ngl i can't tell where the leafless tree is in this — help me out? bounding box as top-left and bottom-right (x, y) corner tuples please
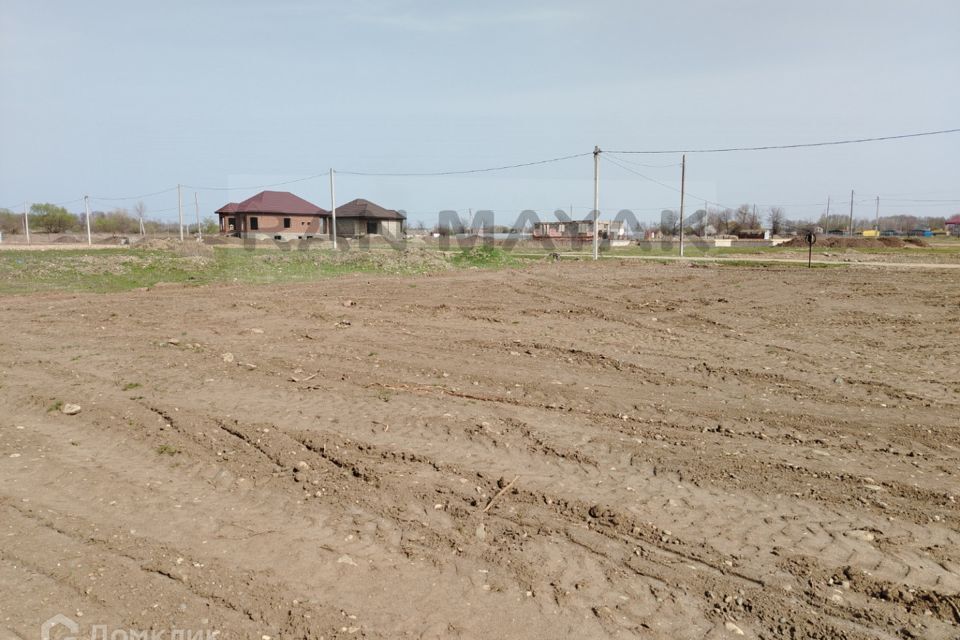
(767, 207), (786, 235)
(734, 204), (760, 230)
(709, 208), (733, 235)
(134, 201), (147, 235)
(659, 209), (679, 236)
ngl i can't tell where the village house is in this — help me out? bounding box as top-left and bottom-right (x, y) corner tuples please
(946, 214), (960, 237)
(217, 191), (329, 240)
(333, 199), (406, 238)
(532, 219), (624, 240)
(217, 192), (406, 240)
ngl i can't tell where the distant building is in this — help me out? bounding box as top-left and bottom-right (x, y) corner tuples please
(532, 219), (624, 240)
(333, 199), (406, 238)
(946, 214), (960, 237)
(216, 192), (405, 240)
(217, 191), (329, 240)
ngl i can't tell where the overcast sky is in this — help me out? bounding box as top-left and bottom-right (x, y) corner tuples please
(1, 0), (958, 225)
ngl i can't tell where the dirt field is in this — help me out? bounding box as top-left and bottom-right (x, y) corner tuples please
(1, 262), (958, 639)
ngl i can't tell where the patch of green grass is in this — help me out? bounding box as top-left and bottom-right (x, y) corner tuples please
(122, 382), (141, 391)
(0, 247), (444, 295)
(47, 399), (63, 413)
(156, 444), (180, 456)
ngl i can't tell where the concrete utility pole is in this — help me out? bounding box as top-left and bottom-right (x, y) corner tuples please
(83, 195), (92, 245)
(593, 146), (600, 260)
(678, 154), (686, 257)
(329, 168), (338, 249)
(875, 196), (880, 231)
(826, 196), (831, 218)
(177, 184), (184, 241)
(848, 190), (855, 236)
(194, 192), (201, 240)
(23, 202), (30, 245)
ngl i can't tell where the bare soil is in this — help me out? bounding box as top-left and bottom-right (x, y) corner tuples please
(781, 236), (928, 249)
(1, 262), (958, 639)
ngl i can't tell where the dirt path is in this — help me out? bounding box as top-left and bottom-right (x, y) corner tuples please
(1, 262), (958, 639)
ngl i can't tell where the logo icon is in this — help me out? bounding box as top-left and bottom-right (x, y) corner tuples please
(41, 615), (78, 640)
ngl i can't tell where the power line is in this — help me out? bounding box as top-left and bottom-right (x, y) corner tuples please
(879, 197), (960, 203)
(183, 172), (329, 192)
(603, 154), (730, 209)
(602, 153), (682, 169)
(91, 186), (179, 201)
(50, 197), (85, 207)
(337, 152), (593, 176)
(608, 127), (960, 154)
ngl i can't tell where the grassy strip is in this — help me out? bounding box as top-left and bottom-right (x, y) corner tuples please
(0, 248), (421, 294)
(448, 246), (528, 268)
(0, 246), (535, 295)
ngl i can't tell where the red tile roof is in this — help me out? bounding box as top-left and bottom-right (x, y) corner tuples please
(218, 191), (329, 216)
(946, 214), (960, 225)
(334, 198), (405, 220)
(215, 202), (239, 214)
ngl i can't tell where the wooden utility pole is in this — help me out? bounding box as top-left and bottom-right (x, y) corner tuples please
(177, 184), (184, 241)
(83, 195), (92, 245)
(592, 146), (600, 260)
(848, 190), (855, 236)
(23, 202), (30, 245)
(875, 196), (880, 231)
(329, 169), (338, 249)
(194, 192), (201, 240)
(678, 154), (686, 256)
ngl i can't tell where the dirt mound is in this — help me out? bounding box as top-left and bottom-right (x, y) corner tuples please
(95, 235), (130, 245)
(782, 236), (927, 249)
(326, 247), (453, 272)
(201, 235), (242, 245)
(53, 235), (83, 243)
(132, 237), (179, 250)
(132, 237), (214, 258)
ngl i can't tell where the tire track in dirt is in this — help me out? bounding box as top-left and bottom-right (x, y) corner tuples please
(3, 262), (959, 639)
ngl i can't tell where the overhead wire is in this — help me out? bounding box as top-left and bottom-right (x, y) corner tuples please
(602, 153), (730, 210)
(607, 127), (960, 154)
(183, 172), (330, 192)
(337, 152), (593, 176)
(91, 186), (179, 201)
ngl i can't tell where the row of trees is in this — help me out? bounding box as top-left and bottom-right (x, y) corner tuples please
(0, 202), (219, 236)
(653, 204), (774, 237)
(652, 205), (949, 237)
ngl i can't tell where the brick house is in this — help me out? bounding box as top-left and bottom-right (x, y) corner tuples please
(532, 219), (624, 240)
(216, 191), (330, 240)
(334, 199), (406, 238)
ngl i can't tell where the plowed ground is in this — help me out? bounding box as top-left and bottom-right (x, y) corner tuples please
(2, 261), (958, 639)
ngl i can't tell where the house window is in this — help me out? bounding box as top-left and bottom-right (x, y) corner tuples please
(228, 217), (235, 231)
(366, 220), (378, 234)
(250, 217), (259, 230)
(283, 217), (291, 229)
